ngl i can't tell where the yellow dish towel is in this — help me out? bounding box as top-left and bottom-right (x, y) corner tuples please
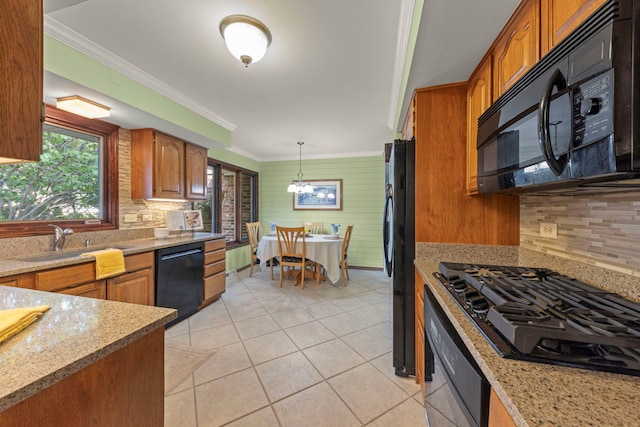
(0, 305), (50, 344)
(81, 248), (126, 279)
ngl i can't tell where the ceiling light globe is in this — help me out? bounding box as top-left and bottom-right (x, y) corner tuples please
(220, 15), (272, 67)
(302, 184), (314, 193)
(287, 183), (299, 193)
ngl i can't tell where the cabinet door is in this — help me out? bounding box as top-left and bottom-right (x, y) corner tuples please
(154, 133), (185, 199)
(185, 143), (207, 200)
(0, 0), (42, 164)
(58, 281), (107, 299)
(466, 56), (492, 195)
(541, 0), (606, 55)
(493, 0), (540, 99)
(107, 268), (154, 305)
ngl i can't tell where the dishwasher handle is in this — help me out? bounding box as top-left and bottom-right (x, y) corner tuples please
(160, 248), (203, 261)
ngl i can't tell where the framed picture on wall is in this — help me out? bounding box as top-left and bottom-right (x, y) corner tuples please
(293, 179), (343, 210)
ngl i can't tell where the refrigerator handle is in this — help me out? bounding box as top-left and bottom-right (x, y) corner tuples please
(383, 185), (393, 277)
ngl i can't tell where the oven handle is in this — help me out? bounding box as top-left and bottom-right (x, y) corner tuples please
(538, 68), (568, 176)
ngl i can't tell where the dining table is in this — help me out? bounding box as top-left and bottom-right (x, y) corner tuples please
(256, 234), (344, 284)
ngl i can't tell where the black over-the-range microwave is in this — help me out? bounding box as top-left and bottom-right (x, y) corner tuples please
(477, 0), (640, 194)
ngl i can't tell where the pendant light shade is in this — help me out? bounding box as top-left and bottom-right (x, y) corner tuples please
(287, 142), (314, 193)
(219, 15), (272, 67)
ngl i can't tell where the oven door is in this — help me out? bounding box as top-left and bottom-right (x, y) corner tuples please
(424, 286), (490, 427)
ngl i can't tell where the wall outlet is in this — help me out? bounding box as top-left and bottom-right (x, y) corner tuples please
(142, 214), (153, 221)
(540, 222), (558, 239)
(124, 214), (138, 223)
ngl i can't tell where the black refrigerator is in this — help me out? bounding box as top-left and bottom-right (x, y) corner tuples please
(383, 139), (415, 377)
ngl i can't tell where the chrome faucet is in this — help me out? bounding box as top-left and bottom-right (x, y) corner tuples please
(49, 224), (74, 251)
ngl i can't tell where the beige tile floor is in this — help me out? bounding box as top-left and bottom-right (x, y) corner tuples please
(164, 267), (470, 426)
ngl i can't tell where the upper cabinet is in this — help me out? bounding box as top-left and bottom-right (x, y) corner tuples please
(0, 0), (43, 164)
(185, 143), (208, 200)
(540, 0), (607, 55)
(466, 55), (493, 195)
(130, 128), (207, 200)
(465, 0), (606, 192)
(492, 0), (540, 99)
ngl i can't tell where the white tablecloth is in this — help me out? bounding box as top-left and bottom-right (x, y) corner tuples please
(256, 235), (344, 284)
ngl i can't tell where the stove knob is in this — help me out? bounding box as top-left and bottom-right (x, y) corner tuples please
(580, 97), (601, 117)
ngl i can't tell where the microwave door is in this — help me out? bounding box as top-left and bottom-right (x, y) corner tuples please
(539, 68), (572, 175)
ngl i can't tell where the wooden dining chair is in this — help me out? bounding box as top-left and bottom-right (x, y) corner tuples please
(246, 222), (261, 277)
(275, 226), (308, 289)
(303, 221), (324, 234)
(340, 225), (354, 286)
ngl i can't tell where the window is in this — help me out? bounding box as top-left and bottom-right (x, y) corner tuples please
(0, 105), (119, 237)
(193, 161), (258, 247)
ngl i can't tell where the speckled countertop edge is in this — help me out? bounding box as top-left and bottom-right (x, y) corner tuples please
(0, 286), (176, 412)
(415, 243), (640, 427)
(0, 232), (226, 278)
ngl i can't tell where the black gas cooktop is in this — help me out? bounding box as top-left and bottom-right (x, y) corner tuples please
(433, 262), (640, 376)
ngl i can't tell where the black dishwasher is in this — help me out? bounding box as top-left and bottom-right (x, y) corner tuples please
(156, 242), (204, 327)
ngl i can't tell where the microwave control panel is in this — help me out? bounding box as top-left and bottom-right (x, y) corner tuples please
(572, 69), (613, 147)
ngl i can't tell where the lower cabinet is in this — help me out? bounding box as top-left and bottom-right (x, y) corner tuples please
(58, 281), (107, 299)
(33, 251), (154, 305)
(0, 327), (165, 426)
(107, 268), (154, 305)
(489, 388), (517, 427)
(202, 239), (226, 307)
(414, 269), (426, 398)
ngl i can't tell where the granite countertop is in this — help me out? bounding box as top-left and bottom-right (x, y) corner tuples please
(0, 286), (176, 411)
(0, 232), (225, 278)
(414, 243), (640, 427)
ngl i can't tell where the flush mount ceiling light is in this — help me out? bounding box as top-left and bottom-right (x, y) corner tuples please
(287, 142), (314, 194)
(219, 14), (272, 67)
(56, 95), (110, 119)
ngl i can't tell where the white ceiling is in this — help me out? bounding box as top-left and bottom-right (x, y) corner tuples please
(43, 0), (520, 161)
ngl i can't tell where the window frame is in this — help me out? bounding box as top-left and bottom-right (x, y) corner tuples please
(208, 159), (258, 250)
(0, 104), (119, 238)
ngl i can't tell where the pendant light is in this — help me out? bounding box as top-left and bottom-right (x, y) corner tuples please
(219, 15), (272, 67)
(287, 142), (314, 193)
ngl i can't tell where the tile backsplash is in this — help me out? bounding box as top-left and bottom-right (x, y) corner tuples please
(520, 191), (640, 276)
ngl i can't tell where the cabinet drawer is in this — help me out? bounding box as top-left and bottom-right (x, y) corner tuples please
(204, 259), (225, 277)
(58, 281), (107, 299)
(204, 272), (225, 300)
(204, 249), (225, 264)
(35, 263), (96, 291)
(124, 252), (154, 272)
(204, 239), (225, 252)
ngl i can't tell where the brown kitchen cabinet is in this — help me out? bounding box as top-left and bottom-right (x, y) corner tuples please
(412, 83), (519, 398)
(33, 251), (154, 304)
(492, 0), (540, 99)
(107, 252), (155, 305)
(0, 327), (164, 426)
(130, 128), (207, 200)
(489, 388), (517, 427)
(466, 54), (492, 195)
(0, 273), (35, 289)
(58, 281), (107, 299)
(201, 238), (226, 307)
(413, 83), (519, 245)
(0, 0), (43, 164)
(185, 143), (208, 200)
(541, 0), (607, 55)
(414, 270), (426, 397)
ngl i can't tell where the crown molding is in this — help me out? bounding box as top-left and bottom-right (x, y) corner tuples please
(387, 0), (417, 130)
(44, 16), (236, 132)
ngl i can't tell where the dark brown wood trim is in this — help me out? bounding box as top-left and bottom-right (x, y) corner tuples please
(0, 105), (120, 238)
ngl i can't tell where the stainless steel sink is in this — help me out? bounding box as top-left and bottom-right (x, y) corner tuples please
(16, 245), (134, 262)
